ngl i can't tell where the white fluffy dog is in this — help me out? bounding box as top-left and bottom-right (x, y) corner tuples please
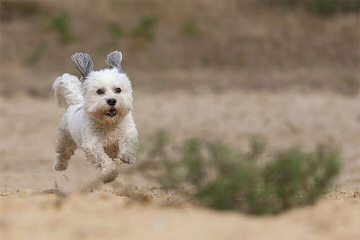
(52, 51), (138, 182)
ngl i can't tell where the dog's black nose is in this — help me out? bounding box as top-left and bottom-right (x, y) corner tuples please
(107, 98), (117, 106)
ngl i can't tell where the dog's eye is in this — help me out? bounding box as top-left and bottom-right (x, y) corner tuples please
(115, 88), (121, 93)
(96, 89), (105, 95)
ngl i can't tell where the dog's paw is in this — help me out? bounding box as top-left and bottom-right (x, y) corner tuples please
(101, 160), (117, 174)
(102, 169), (119, 184)
(100, 161), (118, 183)
(54, 161), (68, 171)
(120, 154), (136, 164)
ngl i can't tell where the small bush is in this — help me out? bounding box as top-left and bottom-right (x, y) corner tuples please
(261, 0), (360, 16)
(50, 11), (74, 44)
(109, 22), (123, 40)
(141, 132), (340, 215)
(27, 41), (47, 65)
(306, 0), (360, 16)
(262, 147), (340, 210)
(132, 16), (157, 47)
(182, 20), (201, 37)
(149, 129), (169, 158)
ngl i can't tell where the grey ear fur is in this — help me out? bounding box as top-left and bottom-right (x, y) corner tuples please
(71, 52), (93, 80)
(106, 51), (123, 73)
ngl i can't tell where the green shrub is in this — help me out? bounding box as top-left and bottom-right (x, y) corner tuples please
(262, 147), (340, 210)
(260, 0), (360, 16)
(27, 41), (47, 65)
(149, 129), (169, 157)
(141, 132), (340, 215)
(307, 0), (360, 16)
(182, 20), (201, 37)
(132, 16), (157, 47)
(109, 22), (123, 40)
(50, 11), (74, 44)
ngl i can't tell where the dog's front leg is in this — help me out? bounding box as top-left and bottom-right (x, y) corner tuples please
(117, 134), (139, 164)
(82, 142), (116, 174)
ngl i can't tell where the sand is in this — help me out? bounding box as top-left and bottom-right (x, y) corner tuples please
(1, 90), (360, 240)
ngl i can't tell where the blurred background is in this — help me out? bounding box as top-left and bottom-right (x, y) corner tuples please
(1, 0), (359, 95)
(1, 1), (360, 239)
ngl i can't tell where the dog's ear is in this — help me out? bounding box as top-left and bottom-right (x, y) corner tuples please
(106, 51), (123, 73)
(71, 52), (93, 80)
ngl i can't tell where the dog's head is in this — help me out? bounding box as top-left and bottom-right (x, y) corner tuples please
(71, 51), (133, 125)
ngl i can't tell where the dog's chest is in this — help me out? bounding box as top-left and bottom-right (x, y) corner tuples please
(97, 126), (124, 146)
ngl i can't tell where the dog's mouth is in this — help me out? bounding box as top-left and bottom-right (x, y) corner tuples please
(105, 108), (117, 117)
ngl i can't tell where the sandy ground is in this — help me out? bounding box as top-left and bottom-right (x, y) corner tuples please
(1, 90), (360, 240)
(2, 192), (360, 240)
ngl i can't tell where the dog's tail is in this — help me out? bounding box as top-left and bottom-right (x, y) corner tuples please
(52, 73), (83, 108)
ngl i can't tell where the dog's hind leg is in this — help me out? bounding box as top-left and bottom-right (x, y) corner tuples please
(54, 127), (77, 171)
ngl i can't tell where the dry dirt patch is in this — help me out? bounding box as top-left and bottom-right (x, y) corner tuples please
(1, 191), (360, 240)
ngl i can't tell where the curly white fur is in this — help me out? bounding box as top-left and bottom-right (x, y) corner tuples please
(52, 51), (138, 182)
